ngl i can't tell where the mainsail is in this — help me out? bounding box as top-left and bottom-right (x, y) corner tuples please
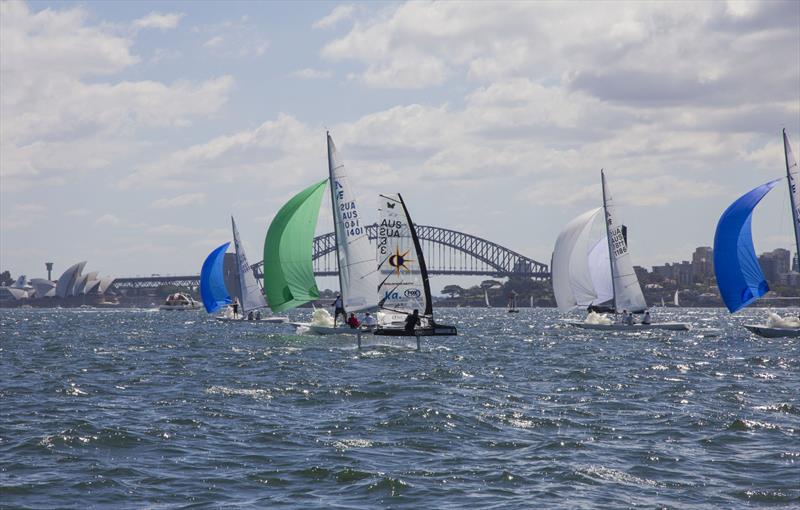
(601, 170), (647, 313)
(784, 129), (800, 261)
(327, 133), (376, 313)
(714, 179), (781, 312)
(551, 207), (613, 312)
(231, 216), (266, 313)
(263, 179), (328, 313)
(377, 194), (432, 316)
(200, 242), (232, 313)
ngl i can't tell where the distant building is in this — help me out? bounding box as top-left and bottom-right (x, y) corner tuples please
(692, 246), (713, 283)
(759, 248), (791, 282)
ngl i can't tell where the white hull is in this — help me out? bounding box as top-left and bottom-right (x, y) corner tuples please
(292, 322), (369, 335)
(744, 324), (800, 338)
(216, 316), (288, 323)
(568, 321), (692, 332)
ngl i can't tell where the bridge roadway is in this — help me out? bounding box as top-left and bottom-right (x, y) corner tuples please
(111, 224), (550, 290)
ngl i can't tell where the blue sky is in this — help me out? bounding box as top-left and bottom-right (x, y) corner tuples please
(1, 0), (799, 292)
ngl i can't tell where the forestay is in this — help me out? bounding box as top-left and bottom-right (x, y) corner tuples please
(327, 134), (376, 313)
(713, 179), (780, 313)
(377, 194), (430, 316)
(601, 171), (647, 313)
(200, 242), (232, 313)
(551, 208), (613, 312)
(231, 216), (266, 313)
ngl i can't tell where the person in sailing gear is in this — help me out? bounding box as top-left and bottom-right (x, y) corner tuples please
(255, 310), (262, 320)
(247, 311), (254, 321)
(404, 309), (421, 333)
(232, 298), (239, 318)
(642, 310), (652, 325)
(332, 293), (346, 326)
(362, 312), (377, 330)
(346, 313), (361, 329)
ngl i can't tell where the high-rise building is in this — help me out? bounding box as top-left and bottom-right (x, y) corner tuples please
(691, 247), (713, 283)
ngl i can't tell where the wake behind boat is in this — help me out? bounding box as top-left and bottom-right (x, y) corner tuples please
(552, 170), (691, 331)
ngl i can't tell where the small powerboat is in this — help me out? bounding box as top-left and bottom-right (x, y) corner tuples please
(159, 293), (201, 311)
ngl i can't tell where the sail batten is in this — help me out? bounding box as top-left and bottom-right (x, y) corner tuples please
(714, 179), (780, 313)
(200, 242), (232, 313)
(263, 179), (328, 313)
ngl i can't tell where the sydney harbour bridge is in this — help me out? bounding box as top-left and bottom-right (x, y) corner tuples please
(112, 225), (549, 291)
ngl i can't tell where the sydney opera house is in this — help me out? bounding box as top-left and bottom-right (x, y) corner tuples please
(0, 261), (117, 307)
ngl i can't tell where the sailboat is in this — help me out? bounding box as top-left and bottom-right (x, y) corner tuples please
(673, 290), (680, 307)
(507, 291), (520, 313)
(263, 133), (376, 335)
(201, 217), (287, 322)
(373, 194), (457, 336)
(552, 170), (691, 331)
(484, 288), (491, 308)
(714, 129), (800, 338)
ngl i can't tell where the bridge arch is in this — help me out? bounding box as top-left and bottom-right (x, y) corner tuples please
(252, 224), (549, 279)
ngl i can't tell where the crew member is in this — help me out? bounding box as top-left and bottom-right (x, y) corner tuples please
(232, 298), (239, 318)
(362, 312), (377, 330)
(346, 312), (361, 329)
(332, 294), (346, 326)
(404, 309), (421, 334)
(642, 310), (652, 325)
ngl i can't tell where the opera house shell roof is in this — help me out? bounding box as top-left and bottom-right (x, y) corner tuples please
(1, 262), (115, 302)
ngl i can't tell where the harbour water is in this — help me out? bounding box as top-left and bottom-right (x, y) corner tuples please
(1, 307), (798, 508)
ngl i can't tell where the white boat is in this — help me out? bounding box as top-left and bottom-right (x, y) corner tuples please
(566, 320), (692, 332)
(159, 293), (201, 311)
(552, 170), (691, 331)
(714, 130), (800, 338)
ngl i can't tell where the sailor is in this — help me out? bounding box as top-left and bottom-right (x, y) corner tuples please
(642, 310), (652, 325)
(362, 312), (377, 330)
(255, 310), (262, 320)
(247, 310), (254, 321)
(404, 309), (421, 334)
(346, 312), (361, 329)
(332, 293), (346, 326)
(232, 298), (239, 318)
(621, 309), (630, 325)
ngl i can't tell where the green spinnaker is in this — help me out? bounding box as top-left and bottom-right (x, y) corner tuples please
(263, 179), (328, 312)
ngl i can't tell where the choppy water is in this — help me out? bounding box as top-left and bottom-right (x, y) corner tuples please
(1, 307), (798, 509)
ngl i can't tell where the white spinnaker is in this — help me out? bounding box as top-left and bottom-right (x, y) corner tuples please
(552, 208), (613, 312)
(232, 216), (267, 313)
(784, 130), (800, 260)
(601, 172), (647, 313)
(377, 194), (426, 315)
(328, 134), (376, 313)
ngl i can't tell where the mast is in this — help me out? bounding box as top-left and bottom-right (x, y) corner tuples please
(398, 193), (433, 316)
(327, 131), (346, 313)
(783, 129), (800, 265)
(600, 169), (618, 313)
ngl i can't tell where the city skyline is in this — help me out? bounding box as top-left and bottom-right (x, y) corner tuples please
(2, 1), (799, 284)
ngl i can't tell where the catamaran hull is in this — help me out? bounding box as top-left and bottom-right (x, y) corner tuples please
(743, 324), (800, 338)
(567, 321), (691, 332)
(374, 324), (458, 336)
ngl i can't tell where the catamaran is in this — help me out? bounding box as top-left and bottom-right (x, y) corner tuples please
(374, 194), (457, 336)
(552, 170), (691, 331)
(263, 133), (376, 335)
(200, 217), (286, 323)
(714, 129), (800, 338)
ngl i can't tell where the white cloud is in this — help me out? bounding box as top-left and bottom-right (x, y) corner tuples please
(95, 214), (122, 227)
(132, 12), (184, 31)
(151, 192), (207, 209)
(146, 224), (203, 236)
(195, 17), (269, 58)
(313, 4), (355, 29)
(292, 68), (332, 80)
(0, 2), (234, 191)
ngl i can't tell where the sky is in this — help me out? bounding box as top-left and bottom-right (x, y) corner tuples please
(1, 0), (799, 293)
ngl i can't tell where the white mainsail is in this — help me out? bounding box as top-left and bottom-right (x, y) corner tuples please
(327, 133), (376, 313)
(601, 171), (647, 313)
(484, 289), (491, 307)
(551, 207), (613, 312)
(784, 129), (800, 261)
(674, 290), (680, 307)
(377, 194), (427, 315)
(232, 216), (267, 313)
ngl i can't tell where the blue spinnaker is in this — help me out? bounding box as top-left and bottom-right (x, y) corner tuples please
(713, 179), (780, 313)
(200, 242), (231, 313)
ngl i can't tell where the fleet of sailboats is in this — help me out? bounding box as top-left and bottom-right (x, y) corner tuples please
(190, 129), (800, 341)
